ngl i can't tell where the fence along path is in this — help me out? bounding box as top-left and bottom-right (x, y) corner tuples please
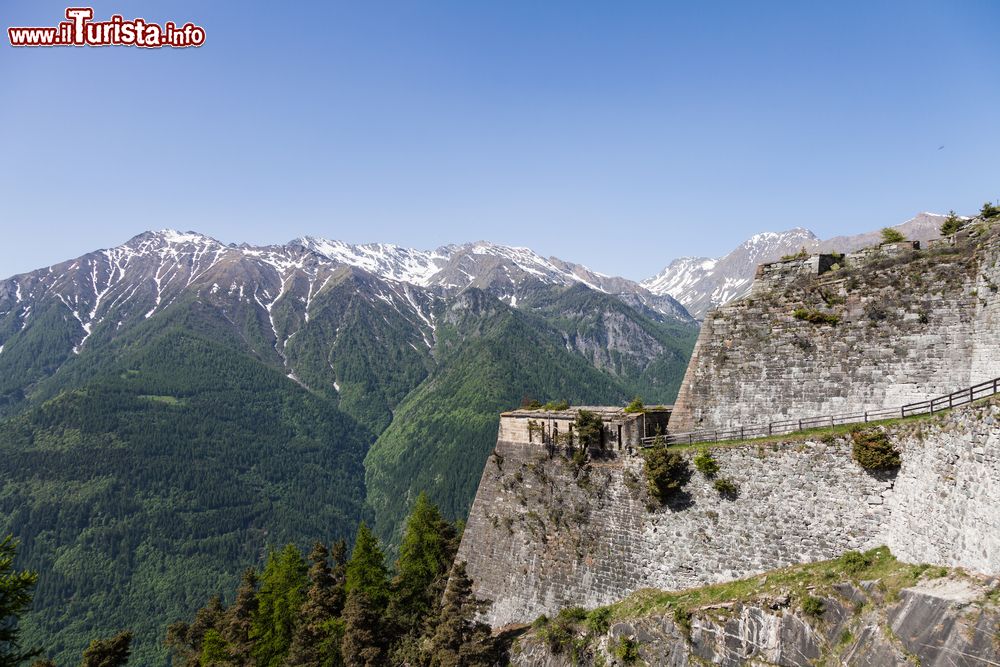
(649, 376), (1000, 447)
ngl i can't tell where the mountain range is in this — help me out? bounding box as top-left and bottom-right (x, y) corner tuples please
(0, 212), (947, 661)
(0, 230), (698, 663)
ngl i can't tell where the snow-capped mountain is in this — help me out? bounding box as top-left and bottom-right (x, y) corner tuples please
(643, 213), (951, 319)
(298, 237), (692, 321)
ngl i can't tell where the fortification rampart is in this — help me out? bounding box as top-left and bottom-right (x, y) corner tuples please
(457, 399), (1000, 627)
(670, 227), (1000, 432)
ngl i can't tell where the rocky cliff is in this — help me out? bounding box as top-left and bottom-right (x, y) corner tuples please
(509, 548), (1000, 667)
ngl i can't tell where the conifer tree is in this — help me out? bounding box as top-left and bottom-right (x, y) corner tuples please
(0, 535), (39, 667)
(344, 525), (389, 608)
(426, 562), (494, 667)
(222, 568), (259, 666)
(252, 544), (308, 667)
(390, 494), (459, 636)
(330, 539), (348, 617)
(340, 590), (384, 667)
(81, 630), (133, 667)
(165, 596), (225, 667)
(285, 543), (342, 667)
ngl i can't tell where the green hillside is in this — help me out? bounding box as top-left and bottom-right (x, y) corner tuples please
(0, 317), (370, 665)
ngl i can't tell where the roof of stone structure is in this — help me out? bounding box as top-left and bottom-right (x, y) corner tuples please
(502, 405), (672, 419)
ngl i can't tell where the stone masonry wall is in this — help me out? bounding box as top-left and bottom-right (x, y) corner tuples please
(457, 399), (1000, 628)
(670, 227), (1000, 433)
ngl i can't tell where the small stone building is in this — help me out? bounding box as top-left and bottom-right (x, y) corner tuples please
(498, 405), (672, 452)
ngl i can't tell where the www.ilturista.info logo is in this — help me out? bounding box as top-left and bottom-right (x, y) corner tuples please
(8, 7), (205, 48)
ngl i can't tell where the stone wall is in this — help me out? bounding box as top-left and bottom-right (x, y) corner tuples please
(457, 399), (1000, 628)
(670, 226), (1000, 432)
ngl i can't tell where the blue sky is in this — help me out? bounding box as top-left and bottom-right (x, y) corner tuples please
(2, 1), (998, 280)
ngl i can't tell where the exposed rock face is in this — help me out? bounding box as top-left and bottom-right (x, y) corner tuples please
(510, 574), (1000, 666)
(669, 223), (1000, 433)
(456, 399), (1000, 628)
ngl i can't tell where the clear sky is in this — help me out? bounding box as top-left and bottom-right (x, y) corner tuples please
(2, 1), (998, 281)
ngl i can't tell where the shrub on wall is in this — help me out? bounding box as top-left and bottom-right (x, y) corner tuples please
(574, 410), (604, 449)
(880, 227), (906, 244)
(644, 444), (692, 504)
(792, 308), (840, 325)
(850, 427), (901, 471)
(623, 396), (645, 414)
(693, 447), (720, 477)
(712, 477), (739, 499)
(940, 210), (966, 236)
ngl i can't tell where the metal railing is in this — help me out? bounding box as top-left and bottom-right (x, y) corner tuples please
(645, 376), (1000, 447)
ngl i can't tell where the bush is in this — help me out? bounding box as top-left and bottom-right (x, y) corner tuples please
(543, 400), (570, 411)
(940, 210), (965, 236)
(575, 410), (604, 449)
(792, 308), (840, 325)
(644, 446), (692, 504)
(612, 636), (640, 663)
(713, 477), (739, 499)
(693, 447), (720, 478)
(586, 607), (612, 635)
(801, 595), (825, 617)
(850, 428), (901, 471)
(780, 247), (810, 261)
(672, 606), (692, 635)
(982, 201), (1000, 220)
(623, 397), (645, 414)
(838, 550), (873, 574)
(880, 227), (906, 244)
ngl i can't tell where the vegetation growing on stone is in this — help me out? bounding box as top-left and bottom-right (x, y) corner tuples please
(574, 410), (604, 449)
(940, 210), (966, 236)
(712, 477), (739, 499)
(623, 397), (645, 413)
(801, 594), (825, 617)
(850, 427), (902, 471)
(780, 247), (810, 261)
(643, 440), (692, 504)
(792, 308), (841, 325)
(693, 447), (720, 477)
(879, 227), (906, 244)
(612, 635), (641, 663)
(982, 201), (1000, 220)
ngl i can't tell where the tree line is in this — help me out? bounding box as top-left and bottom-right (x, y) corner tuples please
(1, 494), (497, 667)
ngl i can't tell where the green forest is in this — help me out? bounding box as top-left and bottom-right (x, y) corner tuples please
(2, 495), (498, 667)
(0, 276), (696, 663)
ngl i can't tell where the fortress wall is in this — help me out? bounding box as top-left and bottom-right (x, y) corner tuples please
(458, 400), (1000, 628)
(670, 234), (1000, 433)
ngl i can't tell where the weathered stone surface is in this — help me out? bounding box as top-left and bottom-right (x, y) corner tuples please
(509, 574), (1000, 666)
(457, 400), (1000, 628)
(670, 228), (1000, 432)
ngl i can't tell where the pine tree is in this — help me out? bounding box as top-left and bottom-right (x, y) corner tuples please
(0, 536), (39, 667)
(222, 568), (259, 666)
(426, 562), (494, 667)
(344, 524), (389, 608)
(285, 543), (342, 667)
(80, 631), (133, 667)
(330, 539), (348, 617)
(340, 590), (385, 667)
(390, 494), (459, 636)
(251, 544), (308, 667)
(167, 596), (226, 667)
